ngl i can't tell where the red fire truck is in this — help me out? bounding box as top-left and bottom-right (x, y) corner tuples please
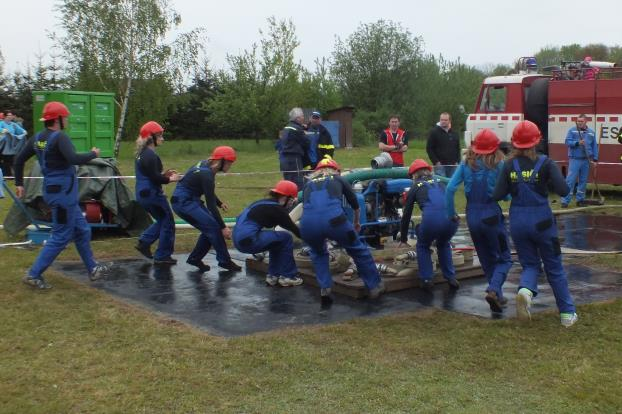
(465, 57), (622, 183)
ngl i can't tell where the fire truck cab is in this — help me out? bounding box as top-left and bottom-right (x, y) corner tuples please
(465, 57), (622, 184)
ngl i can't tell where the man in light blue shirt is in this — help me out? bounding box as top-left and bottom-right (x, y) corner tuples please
(0, 111), (27, 176)
(561, 114), (598, 207)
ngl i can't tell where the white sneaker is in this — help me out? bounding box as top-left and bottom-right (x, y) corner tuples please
(516, 288), (533, 320)
(265, 274), (279, 286)
(89, 263), (111, 281)
(278, 276), (303, 287)
(560, 312), (579, 327)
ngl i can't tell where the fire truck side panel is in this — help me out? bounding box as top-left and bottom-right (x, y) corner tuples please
(467, 73), (622, 185)
(547, 78), (622, 184)
(548, 80), (596, 115)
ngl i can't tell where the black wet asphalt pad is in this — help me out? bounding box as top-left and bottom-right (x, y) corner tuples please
(55, 250), (622, 337)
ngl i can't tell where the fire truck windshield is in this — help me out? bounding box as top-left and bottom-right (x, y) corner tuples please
(479, 85), (507, 112)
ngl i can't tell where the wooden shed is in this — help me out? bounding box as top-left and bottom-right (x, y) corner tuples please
(325, 106), (355, 149)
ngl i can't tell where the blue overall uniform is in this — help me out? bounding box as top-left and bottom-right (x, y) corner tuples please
(233, 200), (298, 279)
(445, 161), (512, 298)
(401, 177), (458, 282)
(135, 148), (175, 261)
(29, 131), (97, 278)
(305, 129), (320, 168)
(561, 125), (598, 205)
(503, 156), (575, 313)
(171, 161), (232, 266)
(300, 175), (381, 290)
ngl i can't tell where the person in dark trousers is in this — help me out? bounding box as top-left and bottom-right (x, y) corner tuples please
(13, 102), (108, 289)
(426, 112), (461, 177)
(233, 180), (302, 286)
(305, 111), (334, 168)
(171, 146), (242, 272)
(445, 129), (512, 312)
(279, 107), (310, 190)
(300, 156), (385, 303)
(493, 121), (578, 327)
(378, 115), (409, 167)
(399, 159), (459, 292)
(134, 121), (182, 264)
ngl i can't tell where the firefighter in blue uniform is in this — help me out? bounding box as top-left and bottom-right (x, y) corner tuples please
(171, 146), (242, 272)
(13, 102), (108, 289)
(399, 159), (459, 291)
(445, 129), (512, 312)
(560, 114), (598, 208)
(300, 156), (384, 302)
(493, 121), (578, 327)
(233, 180), (302, 286)
(134, 121), (182, 264)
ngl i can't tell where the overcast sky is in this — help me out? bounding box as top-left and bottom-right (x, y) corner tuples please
(2, 0), (621, 74)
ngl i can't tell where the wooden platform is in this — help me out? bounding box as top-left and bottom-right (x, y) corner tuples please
(245, 257), (484, 299)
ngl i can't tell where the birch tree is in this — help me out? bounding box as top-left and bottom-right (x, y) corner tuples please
(57, 0), (204, 156)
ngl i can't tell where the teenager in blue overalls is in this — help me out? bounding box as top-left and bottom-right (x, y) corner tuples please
(493, 121), (578, 327)
(134, 121), (182, 264)
(560, 114), (599, 208)
(445, 129), (512, 312)
(13, 102), (108, 289)
(399, 159), (459, 292)
(171, 146), (242, 272)
(300, 156), (384, 302)
(233, 180), (302, 286)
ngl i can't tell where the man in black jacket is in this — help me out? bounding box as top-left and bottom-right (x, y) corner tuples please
(279, 107), (310, 190)
(306, 111), (334, 168)
(426, 112), (461, 177)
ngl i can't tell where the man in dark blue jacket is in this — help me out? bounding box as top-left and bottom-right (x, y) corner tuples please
(279, 107), (310, 190)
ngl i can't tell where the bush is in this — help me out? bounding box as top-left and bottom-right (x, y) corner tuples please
(351, 116), (377, 147)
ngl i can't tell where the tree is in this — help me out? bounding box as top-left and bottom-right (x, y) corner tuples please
(206, 17), (319, 140)
(332, 20), (422, 113)
(56, 0), (204, 157)
(167, 61), (219, 139)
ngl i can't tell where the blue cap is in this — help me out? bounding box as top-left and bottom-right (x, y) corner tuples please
(526, 57), (537, 67)
(311, 111), (321, 118)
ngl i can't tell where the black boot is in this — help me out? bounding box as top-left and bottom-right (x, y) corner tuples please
(187, 259), (210, 272)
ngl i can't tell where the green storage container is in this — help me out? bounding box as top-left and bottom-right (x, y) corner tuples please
(32, 91), (116, 158)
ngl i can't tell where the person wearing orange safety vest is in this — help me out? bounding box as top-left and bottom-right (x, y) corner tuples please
(378, 115), (409, 167)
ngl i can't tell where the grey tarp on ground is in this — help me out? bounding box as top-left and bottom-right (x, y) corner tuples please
(3, 158), (151, 236)
(0, 132), (27, 156)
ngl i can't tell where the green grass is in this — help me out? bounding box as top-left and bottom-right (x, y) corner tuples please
(1, 139), (622, 413)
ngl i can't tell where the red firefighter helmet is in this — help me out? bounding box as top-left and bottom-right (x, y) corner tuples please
(210, 146), (237, 162)
(511, 121), (541, 149)
(271, 180), (299, 198)
(40, 102), (70, 121)
(408, 159), (432, 176)
(139, 121), (164, 139)
(472, 129), (501, 154)
(315, 156), (341, 171)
